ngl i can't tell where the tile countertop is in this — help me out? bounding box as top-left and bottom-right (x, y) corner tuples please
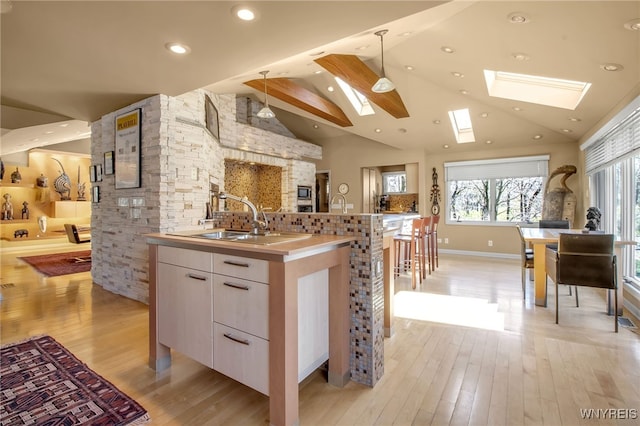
(145, 232), (355, 261)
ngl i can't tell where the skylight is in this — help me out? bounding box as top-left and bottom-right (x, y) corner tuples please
(448, 108), (475, 143)
(334, 77), (374, 116)
(483, 70), (591, 110)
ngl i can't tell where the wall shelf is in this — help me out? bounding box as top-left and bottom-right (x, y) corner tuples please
(0, 183), (35, 188)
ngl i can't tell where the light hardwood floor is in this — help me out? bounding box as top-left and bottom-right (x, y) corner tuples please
(1, 245), (639, 425)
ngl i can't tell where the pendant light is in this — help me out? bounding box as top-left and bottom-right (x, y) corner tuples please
(371, 29), (395, 93)
(257, 70), (275, 118)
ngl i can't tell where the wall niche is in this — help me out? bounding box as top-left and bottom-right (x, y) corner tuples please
(224, 159), (282, 212)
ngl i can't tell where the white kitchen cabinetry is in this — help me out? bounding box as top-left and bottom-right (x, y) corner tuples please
(405, 162), (419, 194)
(157, 246), (213, 368)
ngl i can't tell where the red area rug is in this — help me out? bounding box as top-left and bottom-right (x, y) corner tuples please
(0, 335), (149, 425)
(18, 251), (92, 277)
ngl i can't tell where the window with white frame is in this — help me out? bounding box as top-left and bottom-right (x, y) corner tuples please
(382, 171), (407, 194)
(445, 155), (548, 223)
(583, 97), (640, 285)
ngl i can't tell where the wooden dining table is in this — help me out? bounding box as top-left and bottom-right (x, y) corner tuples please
(520, 227), (636, 314)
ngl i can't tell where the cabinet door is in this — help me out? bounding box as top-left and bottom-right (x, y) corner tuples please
(158, 263), (213, 368)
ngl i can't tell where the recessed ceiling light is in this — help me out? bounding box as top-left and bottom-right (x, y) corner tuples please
(44, 130), (54, 134)
(232, 5), (257, 21)
(568, 117), (582, 122)
(433, 119), (441, 125)
(405, 65), (414, 71)
(601, 63), (623, 72)
(399, 31), (413, 37)
(508, 12), (531, 24)
(532, 134), (543, 140)
(355, 45), (369, 51)
(277, 71), (289, 76)
(314, 70), (323, 74)
(513, 106), (523, 112)
(375, 128), (382, 133)
(443, 144), (450, 149)
(327, 86), (335, 92)
(512, 52), (530, 61)
(561, 128), (573, 133)
(313, 124), (319, 129)
(165, 42), (190, 54)
(623, 18), (640, 31)
(398, 128), (407, 133)
(480, 112), (489, 118)
(451, 72), (464, 78)
(459, 89), (469, 95)
(59, 123), (69, 128)
(30, 138), (39, 142)
(441, 46), (455, 54)
(485, 140), (493, 144)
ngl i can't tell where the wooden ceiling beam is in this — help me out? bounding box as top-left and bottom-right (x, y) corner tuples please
(314, 54), (410, 119)
(243, 78), (353, 127)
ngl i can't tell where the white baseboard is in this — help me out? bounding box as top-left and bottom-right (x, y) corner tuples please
(439, 248), (518, 260)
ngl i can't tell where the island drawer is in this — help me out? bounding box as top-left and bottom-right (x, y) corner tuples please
(213, 253), (268, 283)
(213, 323), (269, 395)
(158, 246), (213, 272)
(213, 275), (268, 340)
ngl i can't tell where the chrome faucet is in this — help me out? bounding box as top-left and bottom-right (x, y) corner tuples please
(330, 193), (348, 214)
(218, 192), (268, 234)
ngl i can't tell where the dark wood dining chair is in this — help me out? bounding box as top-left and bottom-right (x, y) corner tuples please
(515, 225), (534, 299)
(545, 233), (618, 332)
(64, 224), (91, 244)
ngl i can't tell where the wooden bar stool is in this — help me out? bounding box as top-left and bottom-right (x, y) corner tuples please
(393, 218), (426, 289)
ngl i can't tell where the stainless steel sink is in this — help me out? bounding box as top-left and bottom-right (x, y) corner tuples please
(169, 230), (312, 245)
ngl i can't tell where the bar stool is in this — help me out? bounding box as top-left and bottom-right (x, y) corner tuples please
(393, 217), (426, 289)
(421, 216), (433, 277)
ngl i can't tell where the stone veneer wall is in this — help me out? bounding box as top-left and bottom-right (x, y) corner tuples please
(211, 211), (385, 387)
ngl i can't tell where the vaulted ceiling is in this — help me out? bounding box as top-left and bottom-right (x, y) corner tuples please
(1, 1), (639, 156)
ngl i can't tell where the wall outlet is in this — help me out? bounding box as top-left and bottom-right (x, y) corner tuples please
(437, 238), (442, 243)
(444, 238), (449, 244)
(488, 240), (493, 247)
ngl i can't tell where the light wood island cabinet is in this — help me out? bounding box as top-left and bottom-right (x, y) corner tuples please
(147, 232), (354, 426)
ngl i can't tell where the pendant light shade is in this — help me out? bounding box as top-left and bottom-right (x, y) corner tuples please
(372, 29), (395, 93)
(257, 70), (275, 118)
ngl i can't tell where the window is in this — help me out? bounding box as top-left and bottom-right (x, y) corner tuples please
(445, 155), (548, 224)
(583, 97), (640, 285)
(448, 108), (475, 143)
(382, 172), (407, 194)
(334, 77), (374, 116)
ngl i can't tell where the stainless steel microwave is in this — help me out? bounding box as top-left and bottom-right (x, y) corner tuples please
(297, 186), (312, 199)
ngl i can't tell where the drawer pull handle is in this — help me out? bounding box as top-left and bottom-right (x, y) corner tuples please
(223, 282), (250, 291)
(186, 273), (207, 281)
(223, 333), (250, 346)
(223, 260), (250, 268)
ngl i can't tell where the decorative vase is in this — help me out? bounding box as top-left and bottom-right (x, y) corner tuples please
(38, 216), (47, 233)
(10, 167), (21, 184)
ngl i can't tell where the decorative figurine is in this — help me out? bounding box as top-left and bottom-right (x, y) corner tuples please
(2, 193), (14, 220)
(585, 207), (602, 231)
(10, 167), (21, 184)
(430, 167), (441, 215)
(77, 182), (86, 201)
(36, 174), (48, 188)
(21, 201), (29, 219)
(51, 158), (71, 200)
(542, 164), (577, 227)
(38, 216), (47, 233)
(14, 229), (28, 238)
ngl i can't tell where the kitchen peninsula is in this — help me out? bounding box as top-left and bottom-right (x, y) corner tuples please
(146, 231), (353, 426)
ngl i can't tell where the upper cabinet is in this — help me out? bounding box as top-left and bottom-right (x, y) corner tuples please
(405, 163), (419, 194)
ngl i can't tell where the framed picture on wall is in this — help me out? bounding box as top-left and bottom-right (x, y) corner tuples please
(96, 164), (103, 182)
(92, 186), (100, 203)
(115, 108), (142, 189)
(89, 165), (97, 183)
(205, 95), (219, 141)
(104, 151), (114, 175)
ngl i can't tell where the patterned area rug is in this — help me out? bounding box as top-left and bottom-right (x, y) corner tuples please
(0, 335), (149, 426)
(18, 251), (91, 277)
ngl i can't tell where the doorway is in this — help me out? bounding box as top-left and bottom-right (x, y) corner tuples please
(315, 171), (330, 213)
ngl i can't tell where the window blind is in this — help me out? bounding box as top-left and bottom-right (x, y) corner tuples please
(444, 155), (549, 181)
(584, 106), (640, 173)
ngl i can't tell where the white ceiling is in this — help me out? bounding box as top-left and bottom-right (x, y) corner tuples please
(1, 1), (639, 156)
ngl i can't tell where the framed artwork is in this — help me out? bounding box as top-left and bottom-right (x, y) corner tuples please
(205, 95), (219, 141)
(115, 108), (142, 189)
(89, 165), (97, 183)
(96, 164), (103, 182)
(92, 186), (100, 203)
(104, 151), (114, 175)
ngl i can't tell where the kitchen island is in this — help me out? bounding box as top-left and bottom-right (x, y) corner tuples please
(146, 232), (353, 426)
